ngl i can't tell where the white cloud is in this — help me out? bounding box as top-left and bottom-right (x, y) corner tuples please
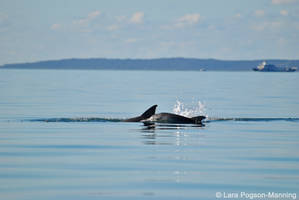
(251, 21), (283, 31)
(0, 12), (8, 22)
(73, 10), (101, 25)
(272, 0), (297, 4)
(278, 37), (287, 45)
(252, 23), (266, 31)
(124, 38), (139, 43)
(235, 13), (242, 18)
(88, 10), (101, 19)
(106, 24), (120, 31)
(254, 10), (265, 17)
(0, 12), (8, 26)
(106, 13), (143, 31)
(129, 12), (144, 24)
(271, 21), (283, 28)
(280, 10), (289, 16)
(0, 13), (9, 32)
(50, 23), (61, 30)
(175, 13), (201, 28)
(106, 12), (145, 31)
(116, 15), (127, 23)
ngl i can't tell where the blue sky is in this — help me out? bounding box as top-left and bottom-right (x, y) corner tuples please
(0, 0), (298, 64)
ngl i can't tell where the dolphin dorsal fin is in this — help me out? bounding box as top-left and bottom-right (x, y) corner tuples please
(141, 105), (157, 119)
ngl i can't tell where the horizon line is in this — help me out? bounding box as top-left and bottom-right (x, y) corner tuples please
(2, 57), (299, 66)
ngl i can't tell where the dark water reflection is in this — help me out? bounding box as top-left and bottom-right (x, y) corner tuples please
(140, 123), (205, 146)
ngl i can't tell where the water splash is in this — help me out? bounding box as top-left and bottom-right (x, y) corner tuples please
(173, 100), (207, 117)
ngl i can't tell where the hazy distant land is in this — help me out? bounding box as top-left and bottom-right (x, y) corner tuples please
(1, 58), (298, 71)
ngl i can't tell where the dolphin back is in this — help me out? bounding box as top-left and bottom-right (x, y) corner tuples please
(191, 116), (206, 124)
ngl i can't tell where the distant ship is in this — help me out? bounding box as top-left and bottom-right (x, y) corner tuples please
(253, 61), (297, 72)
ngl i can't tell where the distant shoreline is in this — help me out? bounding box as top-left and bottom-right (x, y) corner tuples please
(1, 58), (298, 71)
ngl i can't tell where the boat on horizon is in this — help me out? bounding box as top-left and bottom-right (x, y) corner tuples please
(253, 61), (297, 72)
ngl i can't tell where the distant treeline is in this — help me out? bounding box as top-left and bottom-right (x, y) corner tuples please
(1, 58), (299, 71)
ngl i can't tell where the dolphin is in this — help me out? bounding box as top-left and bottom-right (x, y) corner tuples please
(123, 105), (206, 124)
(122, 105), (157, 122)
(143, 113), (206, 124)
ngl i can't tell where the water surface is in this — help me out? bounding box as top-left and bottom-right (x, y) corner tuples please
(0, 70), (298, 200)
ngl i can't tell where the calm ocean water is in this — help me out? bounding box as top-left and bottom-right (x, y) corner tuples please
(0, 69), (299, 200)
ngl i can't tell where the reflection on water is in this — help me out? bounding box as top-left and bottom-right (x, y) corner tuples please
(140, 126), (205, 185)
(141, 123), (205, 146)
(142, 123), (204, 130)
